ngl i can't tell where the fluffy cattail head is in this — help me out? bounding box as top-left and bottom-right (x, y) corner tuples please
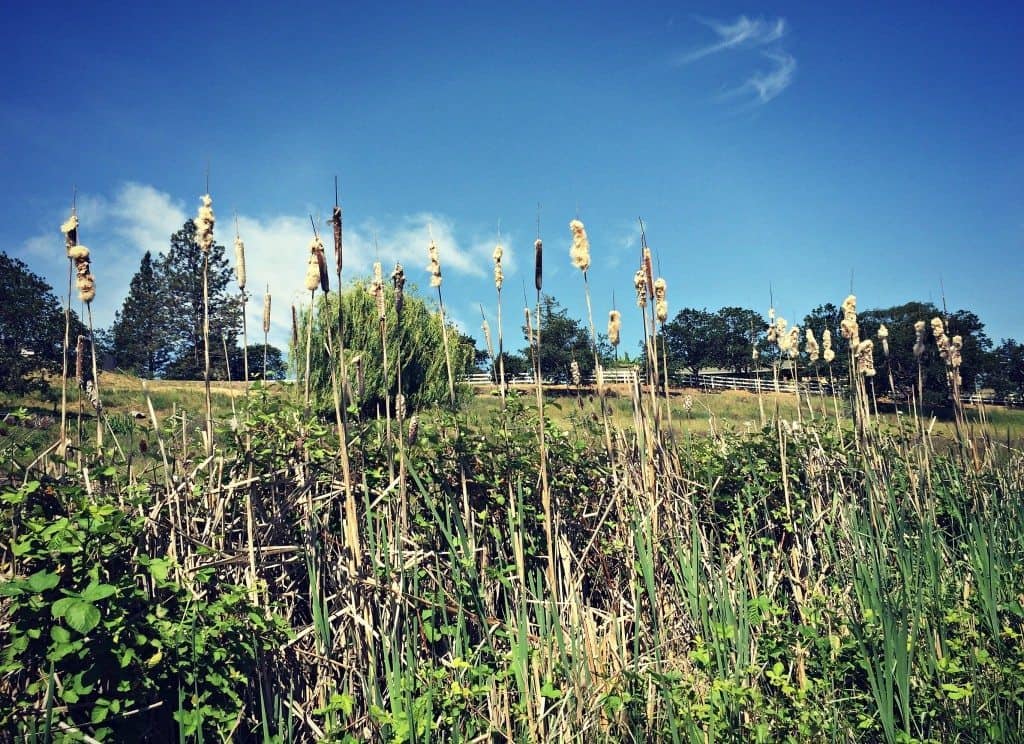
(642, 248), (654, 299)
(824, 348), (836, 364)
(840, 295), (859, 342)
(524, 306), (535, 347)
(787, 327), (800, 359)
(768, 307), (775, 322)
(304, 254), (321, 292)
(653, 278), (668, 323)
(71, 244), (95, 303)
(607, 310), (621, 347)
(856, 339), (876, 377)
(407, 414), (419, 446)
(61, 213), (79, 253)
(195, 194), (215, 253)
(395, 393), (406, 422)
(234, 236), (246, 289)
(262, 291), (271, 334)
(568, 219), (590, 272)
(805, 328), (820, 362)
(633, 269), (647, 308)
(752, 346), (760, 361)
(531, 238), (542, 292)
(493, 243), (504, 291)
(68, 246), (89, 261)
(427, 240), (442, 288)
(877, 324), (889, 356)
(913, 320), (926, 359)
(570, 359), (581, 387)
(481, 318), (494, 360)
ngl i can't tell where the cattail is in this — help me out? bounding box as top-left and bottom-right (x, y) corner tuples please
(768, 306), (775, 322)
(570, 359), (581, 387)
(767, 323), (777, 344)
(569, 219), (590, 272)
(482, 318), (495, 361)
(805, 328), (820, 362)
(931, 317), (950, 361)
(372, 262), (385, 321)
(493, 243), (504, 291)
(331, 205), (343, 276)
(653, 278), (668, 323)
(682, 394), (694, 413)
(314, 235), (330, 292)
(949, 335), (963, 369)
(61, 214), (78, 253)
(642, 248), (654, 299)
(913, 320), (926, 359)
(427, 240), (442, 288)
(304, 254), (321, 292)
(195, 194), (215, 253)
(856, 339), (876, 377)
(607, 310), (621, 347)
(395, 393), (406, 422)
(877, 324), (889, 356)
(71, 245), (95, 303)
(633, 269), (647, 307)
(391, 263), (406, 318)
(291, 304), (298, 350)
(233, 236), (246, 289)
(262, 291), (271, 334)
(787, 327), (800, 359)
(823, 329), (836, 364)
(533, 238), (543, 291)
(407, 414), (419, 445)
(75, 335), (85, 385)
(840, 294), (859, 343)
(752, 346), (760, 361)
(524, 306), (536, 348)
(354, 355), (365, 400)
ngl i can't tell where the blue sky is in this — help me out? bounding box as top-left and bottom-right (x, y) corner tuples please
(4, 0), (1022, 358)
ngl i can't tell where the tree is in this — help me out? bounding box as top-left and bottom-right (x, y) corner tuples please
(523, 295), (595, 382)
(715, 307), (765, 373)
(661, 308), (719, 376)
(0, 252), (87, 393)
(159, 220), (240, 379)
(228, 344), (287, 381)
(301, 281), (472, 414)
(988, 339), (1024, 404)
(802, 303), (850, 378)
(109, 251), (170, 377)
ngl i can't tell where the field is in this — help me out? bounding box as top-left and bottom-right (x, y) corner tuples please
(3, 363), (1024, 742)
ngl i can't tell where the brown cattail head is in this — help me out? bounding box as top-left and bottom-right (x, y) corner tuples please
(75, 334), (85, 385)
(633, 269), (647, 308)
(608, 310), (621, 347)
(391, 263), (406, 318)
(643, 248), (654, 299)
(407, 414), (419, 446)
(524, 306), (534, 347)
(569, 219), (591, 272)
(534, 238), (543, 292)
(653, 278), (668, 323)
(856, 339), (876, 377)
(331, 205), (343, 276)
(427, 240), (442, 288)
(234, 236), (246, 290)
(61, 213), (78, 253)
(291, 304), (298, 349)
(262, 291), (271, 334)
(195, 194), (215, 253)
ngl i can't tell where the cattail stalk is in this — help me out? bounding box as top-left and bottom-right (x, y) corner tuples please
(59, 207), (78, 456)
(196, 193), (216, 456)
(234, 222), (249, 391)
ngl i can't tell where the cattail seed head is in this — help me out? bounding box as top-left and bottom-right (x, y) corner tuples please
(877, 323), (889, 356)
(304, 254), (321, 292)
(787, 327), (800, 359)
(262, 291), (271, 334)
(768, 307), (775, 322)
(569, 219), (591, 272)
(427, 240), (442, 288)
(840, 294), (859, 343)
(570, 359), (581, 387)
(71, 245), (95, 303)
(805, 328), (820, 362)
(856, 339), (876, 377)
(67, 245), (89, 260)
(234, 236), (246, 289)
(372, 262), (386, 321)
(331, 205), (343, 276)
(533, 238), (543, 292)
(653, 278), (668, 323)
(642, 248), (654, 298)
(395, 393), (406, 422)
(633, 269), (647, 307)
(493, 243), (504, 290)
(407, 414), (419, 446)
(481, 319), (494, 360)
(913, 320), (926, 359)
(524, 306), (535, 347)
(607, 310), (621, 347)
(61, 214), (79, 252)
(391, 263), (406, 317)
(195, 194), (215, 253)
(752, 346), (760, 361)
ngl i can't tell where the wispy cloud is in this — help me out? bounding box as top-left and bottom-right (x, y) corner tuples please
(677, 15), (795, 105)
(677, 15), (787, 64)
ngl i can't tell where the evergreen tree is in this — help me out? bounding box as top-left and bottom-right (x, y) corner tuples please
(109, 251), (170, 377)
(158, 220), (240, 379)
(0, 252), (87, 393)
(522, 295), (595, 382)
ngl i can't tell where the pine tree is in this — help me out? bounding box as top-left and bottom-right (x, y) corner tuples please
(159, 220), (240, 379)
(110, 251), (170, 377)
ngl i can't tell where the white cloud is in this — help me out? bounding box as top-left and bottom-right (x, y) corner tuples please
(678, 15), (795, 105)
(677, 15), (786, 64)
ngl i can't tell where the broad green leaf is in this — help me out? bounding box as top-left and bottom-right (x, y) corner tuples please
(65, 600), (101, 635)
(26, 570), (60, 593)
(80, 583), (116, 602)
